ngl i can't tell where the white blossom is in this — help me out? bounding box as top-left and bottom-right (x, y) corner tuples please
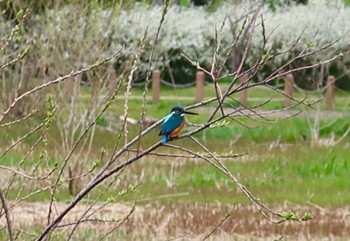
(29, 0), (349, 74)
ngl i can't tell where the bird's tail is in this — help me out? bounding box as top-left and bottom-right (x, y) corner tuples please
(162, 135), (168, 144)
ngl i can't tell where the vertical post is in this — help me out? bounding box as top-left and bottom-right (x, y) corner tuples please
(239, 74), (248, 106)
(326, 75), (336, 110)
(152, 70), (161, 103)
(195, 71), (204, 103)
(284, 74), (294, 107)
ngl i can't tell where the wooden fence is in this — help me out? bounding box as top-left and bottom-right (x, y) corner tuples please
(151, 70), (337, 110)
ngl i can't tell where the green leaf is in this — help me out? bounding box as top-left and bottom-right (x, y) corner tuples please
(281, 210), (313, 222)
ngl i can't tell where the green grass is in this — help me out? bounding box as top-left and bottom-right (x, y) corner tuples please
(1, 85), (350, 209)
(116, 144), (350, 207)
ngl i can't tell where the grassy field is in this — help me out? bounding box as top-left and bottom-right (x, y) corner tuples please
(1, 84), (350, 240)
(2, 116), (350, 206)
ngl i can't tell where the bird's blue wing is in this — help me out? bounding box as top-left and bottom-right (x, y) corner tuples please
(160, 113), (183, 135)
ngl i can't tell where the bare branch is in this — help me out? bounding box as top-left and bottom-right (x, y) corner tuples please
(0, 48), (123, 123)
(202, 206), (235, 240)
(0, 187), (14, 241)
(137, 0), (171, 154)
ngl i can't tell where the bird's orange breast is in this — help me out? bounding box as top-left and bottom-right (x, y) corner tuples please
(169, 119), (185, 137)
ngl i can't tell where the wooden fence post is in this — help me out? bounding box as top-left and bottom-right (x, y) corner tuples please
(195, 71), (204, 103)
(284, 74), (294, 107)
(326, 75), (336, 110)
(152, 70), (161, 103)
(239, 74), (248, 106)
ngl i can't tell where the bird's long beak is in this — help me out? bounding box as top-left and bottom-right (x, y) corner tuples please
(183, 110), (198, 115)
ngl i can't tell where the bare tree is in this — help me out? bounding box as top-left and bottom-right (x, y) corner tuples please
(0, 1), (345, 240)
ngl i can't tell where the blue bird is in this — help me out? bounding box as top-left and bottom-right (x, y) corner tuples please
(159, 105), (198, 144)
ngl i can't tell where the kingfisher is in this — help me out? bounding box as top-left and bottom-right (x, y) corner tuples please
(159, 105), (198, 144)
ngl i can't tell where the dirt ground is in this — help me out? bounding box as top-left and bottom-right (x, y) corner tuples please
(1, 201), (349, 240)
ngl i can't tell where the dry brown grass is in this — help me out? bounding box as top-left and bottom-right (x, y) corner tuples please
(1, 201), (349, 240)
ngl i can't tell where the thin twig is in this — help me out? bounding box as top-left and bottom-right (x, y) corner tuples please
(127, 149), (247, 159)
(188, 136), (283, 223)
(202, 206), (235, 240)
(0, 48), (123, 124)
(136, 0), (171, 154)
(0, 186), (14, 241)
(98, 205), (135, 241)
